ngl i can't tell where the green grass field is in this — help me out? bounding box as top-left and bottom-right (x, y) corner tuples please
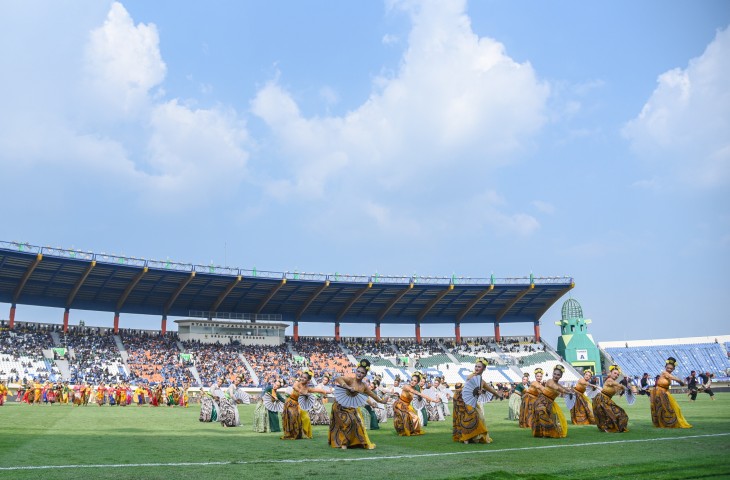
(1, 394), (729, 480)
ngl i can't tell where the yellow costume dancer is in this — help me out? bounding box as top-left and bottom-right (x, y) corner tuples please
(281, 368), (328, 440)
(651, 357), (691, 429)
(519, 368), (544, 428)
(571, 369), (596, 425)
(329, 359), (385, 449)
(532, 365), (571, 438)
(394, 372), (434, 436)
(593, 365), (629, 433)
(452, 358), (503, 444)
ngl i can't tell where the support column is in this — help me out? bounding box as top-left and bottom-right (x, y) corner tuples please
(293, 321), (299, 342)
(113, 313), (120, 334)
(415, 323), (421, 344)
(63, 308), (70, 333)
(334, 322), (340, 342)
(375, 323), (381, 342)
(455, 323), (461, 344)
(494, 323), (501, 343)
(534, 321), (541, 343)
(161, 315), (167, 335)
(9, 304), (16, 329)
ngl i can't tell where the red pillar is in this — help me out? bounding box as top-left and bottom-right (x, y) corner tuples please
(8, 304), (16, 329)
(63, 308), (70, 333)
(534, 322), (541, 342)
(455, 323), (461, 343)
(415, 323), (421, 344)
(113, 313), (120, 334)
(293, 322), (299, 342)
(375, 323), (381, 342)
(161, 315), (167, 335)
(494, 323), (501, 342)
(334, 322), (340, 341)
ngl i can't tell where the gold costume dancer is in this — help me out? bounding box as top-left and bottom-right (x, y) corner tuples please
(393, 372), (436, 436)
(593, 365), (629, 433)
(651, 357), (691, 429)
(328, 359), (386, 450)
(519, 368), (544, 428)
(532, 365), (573, 438)
(571, 369), (597, 425)
(452, 358), (503, 444)
(281, 369), (329, 440)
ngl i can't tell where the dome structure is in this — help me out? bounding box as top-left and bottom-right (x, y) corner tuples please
(561, 298), (583, 320)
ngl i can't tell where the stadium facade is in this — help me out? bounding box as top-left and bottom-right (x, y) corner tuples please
(0, 241), (574, 342)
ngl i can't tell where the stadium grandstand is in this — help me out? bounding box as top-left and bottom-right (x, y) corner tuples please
(3, 240), (727, 396)
(600, 336), (730, 382)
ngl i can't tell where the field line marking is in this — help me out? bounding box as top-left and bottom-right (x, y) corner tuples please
(1, 432), (728, 471)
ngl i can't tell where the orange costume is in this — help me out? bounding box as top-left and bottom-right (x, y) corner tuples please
(651, 372), (691, 429)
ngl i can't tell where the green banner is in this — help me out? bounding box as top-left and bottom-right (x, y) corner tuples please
(180, 353), (192, 362)
(53, 347), (67, 357)
(294, 356), (306, 363)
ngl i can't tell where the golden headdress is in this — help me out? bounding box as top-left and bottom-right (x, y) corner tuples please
(534, 368), (544, 375)
(476, 357), (489, 367)
(665, 357), (677, 366)
(609, 364), (621, 373)
(583, 368), (593, 376)
(358, 359), (371, 371)
(554, 364), (565, 373)
(302, 368), (314, 379)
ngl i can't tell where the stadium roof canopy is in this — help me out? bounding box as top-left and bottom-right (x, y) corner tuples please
(0, 241), (573, 326)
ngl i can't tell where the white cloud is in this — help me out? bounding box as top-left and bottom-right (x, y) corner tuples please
(84, 2), (166, 117)
(143, 100), (249, 199)
(532, 200), (555, 214)
(0, 2), (251, 209)
(251, 0), (548, 233)
(623, 27), (730, 189)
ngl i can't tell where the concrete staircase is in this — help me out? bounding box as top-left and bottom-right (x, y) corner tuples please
(239, 354), (258, 386)
(54, 359), (71, 381)
(438, 340), (460, 364)
(113, 335), (129, 363)
(50, 331), (61, 347)
(188, 366), (203, 387)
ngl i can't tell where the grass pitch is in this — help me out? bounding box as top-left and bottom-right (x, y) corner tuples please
(1, 394), (729, 480)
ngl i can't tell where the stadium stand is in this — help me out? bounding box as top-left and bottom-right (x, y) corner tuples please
(601, 336), (730, 380)
(64, 330), (127, 384)
(0, 328), (56, 382)
(124, 333), (194, 386)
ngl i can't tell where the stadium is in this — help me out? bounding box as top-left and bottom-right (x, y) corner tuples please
(1, 240), (729, 480)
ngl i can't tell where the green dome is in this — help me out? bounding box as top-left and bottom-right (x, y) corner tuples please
(561, 298), (583, 320)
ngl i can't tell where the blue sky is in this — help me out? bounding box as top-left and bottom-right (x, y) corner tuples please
(1, 0), (728, 345)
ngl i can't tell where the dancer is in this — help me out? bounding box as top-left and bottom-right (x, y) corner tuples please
(219, 380), (241, 427)
(452, 358), (504, 444)
(281, 369), (329, 440)
(393, 372), (437, 436)
(519, 369), (544, 428)
(309, 373), (333, 426)
(508, 374), (529, 421)
(328, 359), (386, 449)
(593, 365), (629, 433)
(532, 365), (573, 438)
(571, 369), (597, 425)
(650, 357), (691, 429)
